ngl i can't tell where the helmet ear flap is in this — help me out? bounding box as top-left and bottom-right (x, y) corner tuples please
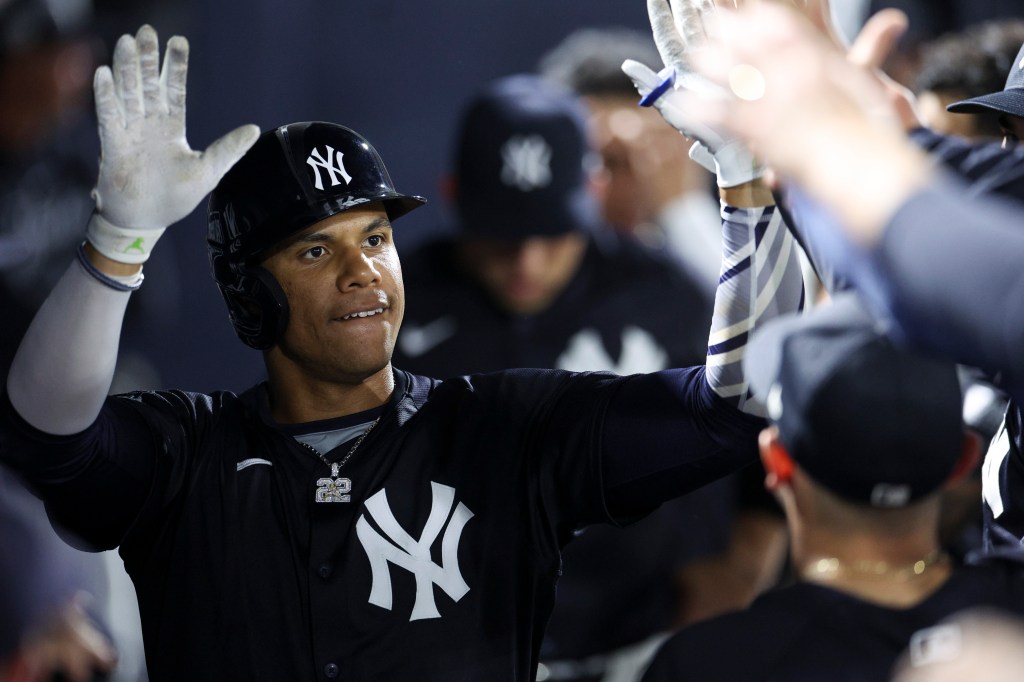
(248, 267), (290, 348)
(216, 258), (290, 349)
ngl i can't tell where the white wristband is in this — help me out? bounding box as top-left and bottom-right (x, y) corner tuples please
(709, 140), (764, 189)
(85, 212), (167, 264)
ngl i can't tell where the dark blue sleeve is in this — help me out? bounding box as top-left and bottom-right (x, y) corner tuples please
(780, 175), (1024, 406)
(0, 389), (168, 550)
(600, 367), (764, 519)
(864, 178), (1024, 404)
(910, 127), (1024, 200)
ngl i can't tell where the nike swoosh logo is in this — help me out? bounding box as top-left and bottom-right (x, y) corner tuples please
(398, 316), (457, 357)
(237, 458), (273, 471)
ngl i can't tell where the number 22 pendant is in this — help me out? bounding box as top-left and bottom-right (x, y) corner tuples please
(316, 462), (353, 503)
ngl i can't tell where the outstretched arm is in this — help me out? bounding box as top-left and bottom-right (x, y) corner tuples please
(622, 0), (806, 415)
(5, 25), (258, 435)
(601, 0), (805, 518)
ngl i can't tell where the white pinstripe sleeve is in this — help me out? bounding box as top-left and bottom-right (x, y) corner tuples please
(705, 203), (805, 416)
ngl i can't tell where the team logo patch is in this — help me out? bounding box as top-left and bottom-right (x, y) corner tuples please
(356, 482), (473, 621)
(500, 135), (552, 191)
(306, 145), (352, 190)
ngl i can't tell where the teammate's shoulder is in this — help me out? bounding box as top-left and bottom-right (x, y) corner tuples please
(644, 608), (775, 681)
(645, 583), (840, 681)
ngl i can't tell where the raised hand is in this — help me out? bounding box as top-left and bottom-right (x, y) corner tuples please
(86, 25), (259, 264)
(622, 0), (763, 188)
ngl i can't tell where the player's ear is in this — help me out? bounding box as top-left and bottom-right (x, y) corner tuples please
(759, 426), (794, 490)
(945, 429), (983, 487)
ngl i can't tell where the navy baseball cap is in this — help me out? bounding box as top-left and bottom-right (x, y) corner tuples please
(453, 73), (602, 239)
(743, 293), (965, 508)
(947, 40), (1024, 118)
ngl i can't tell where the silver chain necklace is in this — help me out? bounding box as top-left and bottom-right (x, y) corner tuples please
(306, 416), (381, 504)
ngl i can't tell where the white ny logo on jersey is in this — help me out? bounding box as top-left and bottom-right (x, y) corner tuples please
(500, 135), (552, 191)
(306, 145), (352, 190)
(355, 482), (474, 621)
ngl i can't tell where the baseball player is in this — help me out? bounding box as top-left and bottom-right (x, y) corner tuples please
(0, 23), (803, 681)
(642, 294), (1024, 682)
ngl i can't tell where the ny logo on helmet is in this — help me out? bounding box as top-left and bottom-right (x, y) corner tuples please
(306, 145), (353, 191)
(500, 135), (552, 191)
(356, 481), (473, 621)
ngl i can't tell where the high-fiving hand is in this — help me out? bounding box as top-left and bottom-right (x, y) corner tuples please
(622, 0), (764, 188)
(86, 25), (259, 264)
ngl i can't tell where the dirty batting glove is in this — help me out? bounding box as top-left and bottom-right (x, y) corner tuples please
(621, 0), (764, 188)
(86, 24), (259, 264)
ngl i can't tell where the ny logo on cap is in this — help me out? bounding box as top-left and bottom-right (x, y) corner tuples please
(500, 135), (552, 191)
(306, 145), (352, 191)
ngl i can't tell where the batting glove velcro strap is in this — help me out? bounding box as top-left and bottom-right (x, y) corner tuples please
(85, 212), (166, 264)
(689, 140), (764, 189)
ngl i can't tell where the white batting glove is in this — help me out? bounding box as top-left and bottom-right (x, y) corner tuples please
(87, 25), (259, 264)
(622, 0), (764, 188)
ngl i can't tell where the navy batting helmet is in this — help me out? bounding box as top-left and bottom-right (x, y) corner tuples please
(207, 121), (426, 349)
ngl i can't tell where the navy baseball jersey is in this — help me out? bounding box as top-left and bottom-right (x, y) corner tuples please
(394, 230), (712, 377)
(0, 366), (761, 681)
(394, 230), (728, 660)
(641, 560), (1024, 682)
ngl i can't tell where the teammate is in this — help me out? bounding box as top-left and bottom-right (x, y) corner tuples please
(642, 293), (1024, 682)
(397, 73), (713, 379)
(914, 20), (1024, 141)
(909, 36), (1024, 200)
(0, 24), (803, 681)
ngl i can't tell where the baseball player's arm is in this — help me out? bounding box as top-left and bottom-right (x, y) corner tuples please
(855, 178), (1024, 402)
(909, 127), (1024, 200)
(623, 0), (805, 417)
(4, 25), (257, 435)
(597, 183), (803, 517)
(658, 1), (1024, 396)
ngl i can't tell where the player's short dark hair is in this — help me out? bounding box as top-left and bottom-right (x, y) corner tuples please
(916, 19), (1024, 97)
(538, 27), (662, 98)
